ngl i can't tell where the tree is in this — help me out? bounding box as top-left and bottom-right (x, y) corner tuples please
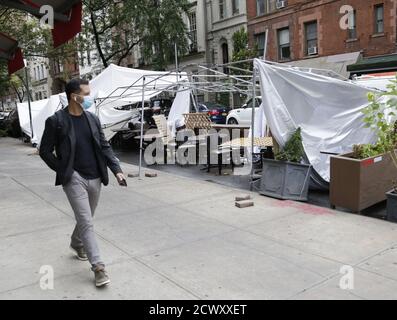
(136, 0), (193, 70)
(231, 28), (258, 72)
(81, 0), (143, 68)
(79, 0), (192, 71)
(0, 6), (78, 96)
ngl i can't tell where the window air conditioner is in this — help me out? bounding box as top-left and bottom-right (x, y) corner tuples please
(308, 46), (318, 55)
(276, 1), (287, 9)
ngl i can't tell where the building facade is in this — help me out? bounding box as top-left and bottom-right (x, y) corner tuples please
(247, 0), (397, 75)
(28, 57), (51, 101)
(127, 1), (248, 75)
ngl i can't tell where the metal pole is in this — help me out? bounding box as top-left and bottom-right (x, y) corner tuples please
(250, 68), (256, 191)
(139, 76), (146, 179)
(175, 42), (179, 84)
(263, 29), (269, 60)
(24, 62), (34, 144)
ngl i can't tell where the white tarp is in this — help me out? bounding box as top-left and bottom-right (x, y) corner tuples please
(254, 59), (379, 185)
(353, 75), (395, 92)
(17, 64), (190, 144)
(17, 94), (65, 145)
(167, 87), (191, 137)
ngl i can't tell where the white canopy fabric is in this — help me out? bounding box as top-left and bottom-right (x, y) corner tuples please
(92, 64), (188, 106)
(353, 75), (395, 92)
(254, 59), (379, 185)
(167, 87), (191, 137)
(17, 64), (190, 145)
(17, 94), (65, 145)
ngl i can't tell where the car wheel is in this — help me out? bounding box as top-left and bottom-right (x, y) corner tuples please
(228, 118), (239, 125)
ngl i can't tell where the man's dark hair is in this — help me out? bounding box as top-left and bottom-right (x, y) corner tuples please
(65, 78), (89, 102)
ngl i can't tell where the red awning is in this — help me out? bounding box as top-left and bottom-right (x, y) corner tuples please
(52, 2), (82, 48)
(0, 32), (24, 74)
(0, 0), (82, 47)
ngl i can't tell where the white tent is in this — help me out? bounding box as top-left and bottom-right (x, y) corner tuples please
(253, 59), (381, 186)
(17, 94), (66, 145)
(353, 75), (396, 92)
(17, 64), (190, 145)
(92, 64), (189, 140)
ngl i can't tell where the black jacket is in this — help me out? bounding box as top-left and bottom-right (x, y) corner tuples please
(39, 107), (123, 187)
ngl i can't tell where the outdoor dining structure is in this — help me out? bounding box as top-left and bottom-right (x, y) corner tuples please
(15, 56), (396, 215)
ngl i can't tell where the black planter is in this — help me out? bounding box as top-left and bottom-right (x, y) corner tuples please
(386, 191), (397, 223)
(259, 159), (312, 201)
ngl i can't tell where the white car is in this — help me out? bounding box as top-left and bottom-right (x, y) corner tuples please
(226, 97), (262, 125)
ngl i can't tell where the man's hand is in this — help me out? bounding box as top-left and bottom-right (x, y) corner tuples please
(116, 173), (127, 187)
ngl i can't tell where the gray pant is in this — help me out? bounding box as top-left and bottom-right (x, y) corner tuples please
(63, 170), (104, 268)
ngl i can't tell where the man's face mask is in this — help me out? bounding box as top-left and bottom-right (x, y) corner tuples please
(75, 94), (94, 110)
(81, 96), (94, 110)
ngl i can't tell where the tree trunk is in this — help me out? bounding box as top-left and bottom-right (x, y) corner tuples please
(90, 11), (108, 68)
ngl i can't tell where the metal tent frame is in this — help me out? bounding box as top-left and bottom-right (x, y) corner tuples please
(93, 60), (261, 180)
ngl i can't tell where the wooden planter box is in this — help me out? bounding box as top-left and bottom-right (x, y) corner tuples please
(330, 152), (396, 213)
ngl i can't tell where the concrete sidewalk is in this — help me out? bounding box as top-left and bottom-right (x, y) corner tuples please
(1, 137), (397, 300)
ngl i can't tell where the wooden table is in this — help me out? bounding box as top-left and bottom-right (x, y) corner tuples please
(211, 124), (251, 139)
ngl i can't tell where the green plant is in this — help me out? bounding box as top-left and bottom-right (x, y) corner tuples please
(354, 76), (397, 160)
(275, 128), (305, 163)
(0, 128), (8, 137)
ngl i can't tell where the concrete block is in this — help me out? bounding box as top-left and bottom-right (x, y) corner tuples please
(145, 172), (158, 178)
(127, 173), (139, 178)
(235, 194), (252, 202)
(236, 200), (254, 208)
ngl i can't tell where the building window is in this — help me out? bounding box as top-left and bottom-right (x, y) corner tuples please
(41, 65), (45, 79)
(278, 28), (290, 60)
(219, 0), (226, 20)
(257, 0), (265, 16)
(255, 33), (266, 57)
(348, 10), (357, 39)
(257, 0), (277, 16)
(188, 12), (197, 53)
(305, 21), (318, 55)
(221, 42), (229, 73)
(232, 0), (239, 15)
(374, 4), (384, 34)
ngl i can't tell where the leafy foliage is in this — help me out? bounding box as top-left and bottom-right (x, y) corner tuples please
(136, 0), (192, 70)
(354, 76), (397, 159)
(231, 28), (258, 73)
(79, 0), (192, 70)
(275, 128), (305, 163)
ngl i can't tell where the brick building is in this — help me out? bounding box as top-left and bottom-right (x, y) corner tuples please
(247, 0), (397, 76)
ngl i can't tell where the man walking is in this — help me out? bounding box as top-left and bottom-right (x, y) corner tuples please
(40, 79), (127, 287)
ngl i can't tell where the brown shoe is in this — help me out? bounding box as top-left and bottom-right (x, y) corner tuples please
(93, 265), (110, 287)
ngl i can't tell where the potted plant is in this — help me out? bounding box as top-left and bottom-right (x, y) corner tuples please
(259, 128), (312, 201)
(330, 76), (397, 214)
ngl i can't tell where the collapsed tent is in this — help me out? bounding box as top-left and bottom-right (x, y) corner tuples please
(17, 64), (190, 145)
(17, 94), (66, 145)
(353, 74), (396, 92)
(253, 58), (381, 187)
(89, 64), (190, 140)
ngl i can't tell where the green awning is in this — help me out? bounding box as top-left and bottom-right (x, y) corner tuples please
(347, 54), (397, 74)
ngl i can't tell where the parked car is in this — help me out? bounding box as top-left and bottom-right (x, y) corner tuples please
(198, 102), (230, 124)
(226, 97), (262, 125)
(0, 109), (21, 138)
